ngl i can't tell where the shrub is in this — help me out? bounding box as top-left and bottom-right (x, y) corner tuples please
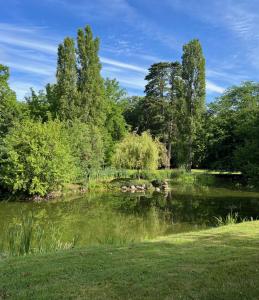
(0, 119), (77, 196)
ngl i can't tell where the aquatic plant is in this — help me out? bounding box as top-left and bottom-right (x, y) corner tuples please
(1, 211), (78, 257)
(213, 211), (253, 227)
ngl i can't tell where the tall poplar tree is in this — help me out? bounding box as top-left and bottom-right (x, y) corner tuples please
(56, 37), (78, 120)
(181, 39), (206, 171)
(77, 25), (105, 125)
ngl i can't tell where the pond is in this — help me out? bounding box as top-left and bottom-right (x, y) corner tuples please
(1, 182), (259, 248)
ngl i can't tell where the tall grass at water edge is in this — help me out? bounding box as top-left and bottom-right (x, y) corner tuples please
(0, 212), (78, 257)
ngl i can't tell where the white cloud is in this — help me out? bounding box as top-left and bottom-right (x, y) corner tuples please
(6, 61), (55, 76)
(0, 21), (227, 97)
(0, 34), (57, 54)
(101, 57), (147, 73)
(206, 80), (225, 94)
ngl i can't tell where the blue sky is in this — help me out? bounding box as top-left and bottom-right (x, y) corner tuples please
(1, 0), (259, 102)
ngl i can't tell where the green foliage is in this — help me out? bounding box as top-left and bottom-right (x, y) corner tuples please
(77, 25), (106, 125)
(0, 64), (23, 137)
(66, 120), (104, 180)
(55, 37), (78, 120)
(124, 41), (206, 170)
(203, 82), (259, 183)
(181, 39), (206, 170)
(112, 132), (168, 171)
(123, 96), (146, 132)
(104, 78), (127, 141)
(103, 78), (128, 165)
(0, 119), (77, 196)
(130, 169), (172, 181)
(144, 62), (183, 166)
(50, 25), (107, 126)
(25, 88), (50, 121)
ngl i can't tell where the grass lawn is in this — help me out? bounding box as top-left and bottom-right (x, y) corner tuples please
(1, 221), (259, 299)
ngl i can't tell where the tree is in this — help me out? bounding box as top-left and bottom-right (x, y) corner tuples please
(203, 82), (259, 174)
(112, 132), (168, 175)
(144, 62), (171, 138)
(55, 37), (78, 120)
(45, 83), (58, 118)
(103, 78), (128, 164)
(0, 120), (77, 196)
(143, 62), (183, 167)
(145, 62), (172, 98)
(123, 96), (148, 133)
(0, 65), (22, 137)
(104, 78), (127, 141)
(77, 25), (105, 125)
(181, 39), (206, 171)
(66, 120), (104, 180)
(25, 88), (50, 122)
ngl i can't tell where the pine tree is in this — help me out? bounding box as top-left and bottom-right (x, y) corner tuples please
(56, 37), (78, 120)
(167, 62), (183, 166)
(77, 25), (105, 125)
(181, 39), (206, 171)
(144, 62), (181, 167)
(145, 62), (171, 98)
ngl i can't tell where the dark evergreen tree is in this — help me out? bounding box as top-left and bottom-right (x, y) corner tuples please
(144, 62), (182, 167)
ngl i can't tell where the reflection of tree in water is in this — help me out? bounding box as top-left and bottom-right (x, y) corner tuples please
(1, 187), (259, 247)
(110, 187), (259, 226)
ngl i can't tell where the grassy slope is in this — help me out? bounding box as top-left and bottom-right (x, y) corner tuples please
(1, 222), (259, 300)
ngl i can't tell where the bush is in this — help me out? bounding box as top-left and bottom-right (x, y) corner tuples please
(0, 119), (77, 196)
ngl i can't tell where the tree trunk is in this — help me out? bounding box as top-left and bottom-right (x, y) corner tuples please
(186, 135), (192, 172)
(167, 141), (171, 169)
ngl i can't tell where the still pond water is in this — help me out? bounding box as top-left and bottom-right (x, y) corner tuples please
(1, 182), (259, 247)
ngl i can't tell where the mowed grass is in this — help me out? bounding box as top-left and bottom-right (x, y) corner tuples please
(1, 222), (259, 300)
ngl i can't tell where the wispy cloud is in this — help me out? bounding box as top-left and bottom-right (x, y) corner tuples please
(0, 22), (149, 96)
(0, 20), (226, 98)
(48, 0), (135, 22)
(101, 57), (147, 74)
(6, 61), (54, 76)
(0, 33), (57, 54)
(206, 80), (225, 94)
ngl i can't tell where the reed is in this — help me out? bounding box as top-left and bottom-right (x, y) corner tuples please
(1, 211), (78, 257)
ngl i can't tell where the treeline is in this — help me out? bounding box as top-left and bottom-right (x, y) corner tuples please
(126, 80), (259, 183)
(0, 25), (259, 196)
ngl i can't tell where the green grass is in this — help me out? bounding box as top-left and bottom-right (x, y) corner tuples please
(1, 221), (259, 299)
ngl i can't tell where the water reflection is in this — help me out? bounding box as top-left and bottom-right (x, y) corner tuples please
(1, 184), (259, 248)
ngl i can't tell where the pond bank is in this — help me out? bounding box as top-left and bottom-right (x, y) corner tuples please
(0, 169), (251, 202)
(1, 221), (259, 299)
